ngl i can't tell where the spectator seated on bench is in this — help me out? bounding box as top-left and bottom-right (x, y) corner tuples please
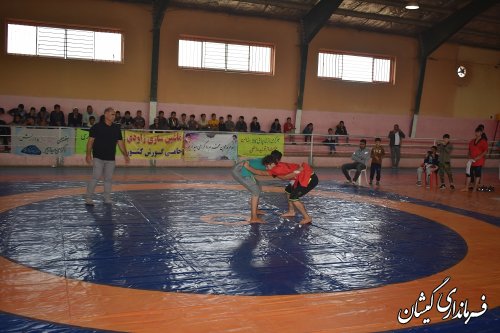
(416, 146), (439, 188)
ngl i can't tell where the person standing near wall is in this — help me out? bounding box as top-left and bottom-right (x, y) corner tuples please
(388, 124), (405, 169)
(85, 107), (129, 205)
(461, 126), (488, 192)
(437, 134), (455, 190)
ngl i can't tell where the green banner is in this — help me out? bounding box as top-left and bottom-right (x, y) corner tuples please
(75, 128), (90, 154)
(237, 133), (284, 157)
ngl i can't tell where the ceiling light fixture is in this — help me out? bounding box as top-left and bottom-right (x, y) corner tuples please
(405, 1), (420, 10)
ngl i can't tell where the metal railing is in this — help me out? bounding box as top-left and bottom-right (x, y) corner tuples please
(283, 133), (499, 164)
(0, 125), (499, 166)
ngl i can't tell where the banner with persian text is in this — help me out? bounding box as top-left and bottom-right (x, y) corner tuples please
(75, 128), (121, 155)
(75, 128), (90, 154)
(12, 127), (75, 156)
(124, 130), (183, 159)
(183, 132), (238, 160)
(237, 133), (284, 157)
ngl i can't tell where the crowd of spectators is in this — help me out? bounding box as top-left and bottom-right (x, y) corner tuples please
(0, 104), (365, 153)
(0, 104), (152, 130)
(1, 104), (364, 147)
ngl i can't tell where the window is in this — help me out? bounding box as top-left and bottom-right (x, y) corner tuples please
(178, 37), (273, 74)
(318, 51), (394, 83)
(7, 21), (123, 62)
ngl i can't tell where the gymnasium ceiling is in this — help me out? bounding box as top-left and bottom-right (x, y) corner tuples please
(114, 0), (500, 51)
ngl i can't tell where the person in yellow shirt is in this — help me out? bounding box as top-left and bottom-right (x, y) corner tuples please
(207, 113), (219, 131)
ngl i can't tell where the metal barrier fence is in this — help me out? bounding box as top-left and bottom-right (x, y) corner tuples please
(284, 133), (499, 164)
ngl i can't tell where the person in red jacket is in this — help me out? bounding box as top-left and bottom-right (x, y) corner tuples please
(244, 151), (318, 225)
(283, 117), (296, 144)
(462, 126), (488, 192)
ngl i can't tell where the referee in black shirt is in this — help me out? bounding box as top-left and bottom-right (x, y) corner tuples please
(85, 107), (130, 205)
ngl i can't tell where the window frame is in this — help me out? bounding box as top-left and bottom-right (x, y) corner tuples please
(178, 35), (275, 76)
(317, 49), (395, 84)
(5, 19), (124, 63)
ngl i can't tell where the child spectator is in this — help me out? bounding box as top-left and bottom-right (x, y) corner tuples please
(179, 113), (189, 130)
(12, 114), (24, 125)
(114, 110), (121, 126)
(302, 123), (314, 142)
(9, 104), (27, 121)
(187, 114), (198, 130)
(283, 117), (295, 143)
(68, 107), (83, 127)
(49, 104), (65, 127)
(208, 113), (219, 131)
(270, 118), (281, 133)
(27, 107), (37, 124)
(25, 117), (35, 126)
(437, 134), (455, 189)
(121, 111), (134, 129)
(417, 146), (439, 188)
(36, 107), (50, 126)
(335, 120), (348, 143)
(225, 114), (235, 132)
(369, 138), (385, 186)
(133, 110), (146, 129)
(235, 116), (247, 132)
(0, 108), (11, 151)
(323, 128), (336, 155)
(167, 111), (180, 130)
(88, 116), (96, 127)
(218, 116), (226, 131)
(149, 117), (162, 131)
(250, 116), (263, 133)
(198, 113), (209, 130)
(157, 110), (167, 129)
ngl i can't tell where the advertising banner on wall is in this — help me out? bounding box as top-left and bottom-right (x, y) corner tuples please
(12, 127), (75, 156)
(75, 128), (90, 154)
(124, 130), (183, 159)
(75, 128), (121, 156)
(237, 133), (284, 157)
(183, 132), (238, 160)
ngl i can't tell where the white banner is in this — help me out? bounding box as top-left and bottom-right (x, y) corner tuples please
(184, 132), (238, 160)
(12, 127), (75, 156)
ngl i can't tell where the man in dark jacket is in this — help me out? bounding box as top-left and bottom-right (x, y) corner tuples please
(388, 124), (406, 168)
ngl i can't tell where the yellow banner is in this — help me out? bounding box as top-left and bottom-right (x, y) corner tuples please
(124, 131), (183, 159)
(237, 133), (284, 157)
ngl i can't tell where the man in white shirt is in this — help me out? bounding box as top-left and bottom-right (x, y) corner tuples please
(82, 105), (95, 127)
